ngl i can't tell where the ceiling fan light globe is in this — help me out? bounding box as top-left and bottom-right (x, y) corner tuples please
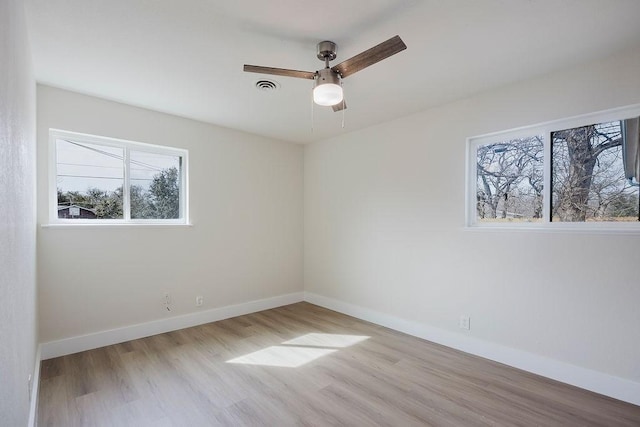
(313, 83), (343, 106)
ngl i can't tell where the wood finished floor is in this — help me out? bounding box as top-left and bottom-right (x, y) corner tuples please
(38, 302), (640, 426)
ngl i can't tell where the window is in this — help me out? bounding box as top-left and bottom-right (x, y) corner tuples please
(467, 105), (640, 229)
(50, 129), (188, 224)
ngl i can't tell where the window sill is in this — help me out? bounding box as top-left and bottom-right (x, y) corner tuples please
(464, 224), (640, 234)
(41, 222), (193, 229)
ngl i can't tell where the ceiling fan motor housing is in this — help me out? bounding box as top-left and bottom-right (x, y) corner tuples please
(315, 68), (340, 85)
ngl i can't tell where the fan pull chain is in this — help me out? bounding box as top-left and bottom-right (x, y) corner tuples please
(311, 88), (315, 132)
(340, 80), (345, 129)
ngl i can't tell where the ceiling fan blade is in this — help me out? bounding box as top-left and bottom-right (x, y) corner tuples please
(332, 100), (347, 112)
(332, 35), (407, 79)
(243, 65), (315, 80)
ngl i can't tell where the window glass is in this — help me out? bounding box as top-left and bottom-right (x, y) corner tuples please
(476, 136), (544, 223)
(552, 121), (639, 222)
(56, 139), (124, 219)
(130, 151), (181, 219)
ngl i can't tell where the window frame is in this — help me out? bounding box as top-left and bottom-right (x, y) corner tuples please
(466, 104), (640, 231)
(48, 129), (189, 225)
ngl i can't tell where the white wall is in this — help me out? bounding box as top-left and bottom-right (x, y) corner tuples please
(37, 86), (303, 343)
(305, 46), (640, 386)
(0, 0), (38, 425)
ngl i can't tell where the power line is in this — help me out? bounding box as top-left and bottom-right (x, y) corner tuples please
(58, 174), (122, 180)
(58, 162), (163, 174)
(58, 162), (121, 169)
(60, 139), (169, 172)
(58, 174), (153, 181)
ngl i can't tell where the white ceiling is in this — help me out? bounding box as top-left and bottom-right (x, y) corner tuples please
(25, 0), (640, 144)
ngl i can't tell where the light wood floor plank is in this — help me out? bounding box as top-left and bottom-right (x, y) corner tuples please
(38, 302), (640, 426)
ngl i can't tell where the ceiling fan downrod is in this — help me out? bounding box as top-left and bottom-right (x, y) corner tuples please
(316, 40), (338, 66)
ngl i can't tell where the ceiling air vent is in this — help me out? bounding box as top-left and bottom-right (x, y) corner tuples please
(255, 80), (279, 91)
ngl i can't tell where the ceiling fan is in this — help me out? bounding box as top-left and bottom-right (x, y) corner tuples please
(244, 35), (407, 112)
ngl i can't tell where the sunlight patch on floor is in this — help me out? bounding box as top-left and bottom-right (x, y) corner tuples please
(227, 346), (336, 368)
(226, 333), (370, 368)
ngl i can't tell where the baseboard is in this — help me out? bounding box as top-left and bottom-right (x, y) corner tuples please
(40, 292), (304, 360)
(304, 292), (640, 406)
(27, 344), (41, 427)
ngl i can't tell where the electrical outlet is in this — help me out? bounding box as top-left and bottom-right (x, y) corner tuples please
(196, 296), (204, 307)
(459, 315), (471, 330)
